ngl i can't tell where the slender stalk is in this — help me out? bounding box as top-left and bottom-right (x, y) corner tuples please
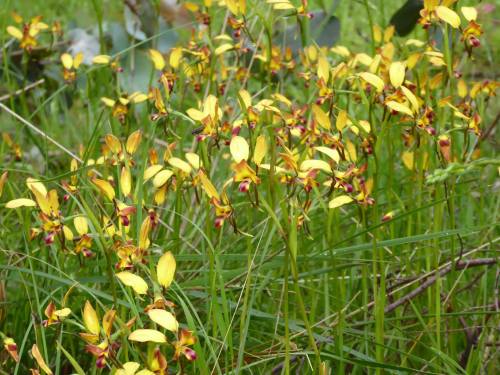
(284, 243), (290, 374)
(362, 0), (376, 55)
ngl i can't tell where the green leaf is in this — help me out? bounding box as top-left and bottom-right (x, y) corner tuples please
(57, 343), (86, 375)
(390, 0), (424, 36)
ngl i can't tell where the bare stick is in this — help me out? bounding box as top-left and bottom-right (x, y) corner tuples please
(385, 258), (497, 313)
(0, 79), (45, 102)
(0, 102), (83, 163)
(262, 239), (499, 351)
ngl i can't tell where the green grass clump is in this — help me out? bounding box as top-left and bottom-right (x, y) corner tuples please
(0, 0), (498, 374)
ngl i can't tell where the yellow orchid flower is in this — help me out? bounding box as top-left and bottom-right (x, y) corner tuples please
(6, 13), (48, 51)
(60, 52), (83, 82)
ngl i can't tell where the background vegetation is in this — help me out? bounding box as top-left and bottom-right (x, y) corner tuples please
(0, 0), (498, 374)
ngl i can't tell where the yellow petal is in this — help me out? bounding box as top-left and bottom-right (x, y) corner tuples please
(253, 135), (267, 166)
(405, 39), (425, 47)
(317, 55), (330, 83)
(214, 43), (233, 56)
(346, 140), (357, 162)
(126, 130), (142, 155)
(157, 251), (176, 288)
(26, 178), (48, 196)
(315, 146), (340, 163)
(168, 157), (192, 173)
(329, 195), (353, 209)
(269, 0), (295, 10)
(102, 309), (116, 337)
(358, 120), (371, 133)
(350, 124), (360, 135)
(154, 185), (167, 204)
(307, 46), (318, 63)
(336, 110), (348, 131)
(74, 216), (88, 236)
(271, 93), (291, 107)
(120, 167), (132, 196)
(226, 0), (246, 14)
(83, 301), (100, 335)
(119, 97), (130, 105)
(457, 79), (468, 98)
(238, 89), (252, 110)
(400, 86), (419, 112)
(92, 178), (115, 201)
(73, 52), (84, 69)
(186, 108), (206, 121)
(12, 12), (23, 23)
(169, 47), (183, 69)
(33, 21), (49, 31)
(101, 97), (116, 107)
(230, 136), (249, 163)
(116, 271), (148, 295)
(6, 198), (37, 208)
(389, 61), (405, 88)
(330, 45), (350, 57)
(214, 34), (233, 42)
(144, 165), (165, 182)
(128, 329), (166, 343)
(48, 189), (59, 213)
(139, 217), (152, 250)
(147, 309), (179, 332)
(54, 308), (71, 318)
(149, 49), (165, 70)
(30, 188), (51, 215)
(386, 101), (414, 117)
(424, 0), (438, 11)
(129, 92), (148, 103)
(136, 370), (155, 375)
(259, 164), (286, 174)
(373, 24), (382, 43)
(31, 344), (53, 375)
(206, 95), (220, 121)
(7, 26), (23, 40)
(357, 72), (385, 92)
(0, 171), (7, 198)
(92, 54), (111, 64)
(461, 6), (477, 22)
(116, 362), (141, 375)
(61, 53), (73, 69)
(311, 104), (331, 130)
(63, 225), (74, 241)
(430, 72), (445, 90)
(402, 151), (414, 170)
(369, 54), (381, 74)
(198, 171), (220, 200)
(436, 6), (461, 28)
(384, 25), (395, 42)
(355, 53), (373, 66)
(300, 159), (332, 173)
(406, 53), (421, 70)
(185, 152), (201, 170)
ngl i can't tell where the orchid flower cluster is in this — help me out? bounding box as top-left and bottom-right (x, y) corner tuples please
(1, 0), (498, 373)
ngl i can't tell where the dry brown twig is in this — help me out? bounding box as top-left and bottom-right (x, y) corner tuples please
(385, 258), (497, 313)
(0, 79), (45, 102)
